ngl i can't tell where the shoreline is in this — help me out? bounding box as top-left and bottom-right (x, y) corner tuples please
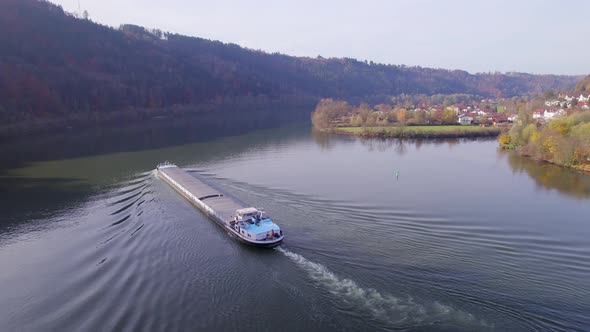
(328, 125), (502, 139)
(504, 147), (590, 174)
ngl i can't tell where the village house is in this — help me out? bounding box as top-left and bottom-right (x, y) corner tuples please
(559, 93), (590, 103)
(429, 106), (443, 113)
(458, 113), (473, 125)
(492, 113), (509, 127)
(533, 108), (569, 121)
(507, 114), (518, 122)
(543, 109), (566, 120)
(560, 93), (574, 102)
(545, 99), (560, 107)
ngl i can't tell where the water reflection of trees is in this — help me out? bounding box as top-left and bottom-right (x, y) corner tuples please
(311, 130), (357, 151)
(358, 137), (408, 154)
(505, 151), (590, 199)
(354, 137), (478, 155)
(311, 130), (337, 151)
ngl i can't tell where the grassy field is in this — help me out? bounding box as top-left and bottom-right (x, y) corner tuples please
(335, 125), (501, 138)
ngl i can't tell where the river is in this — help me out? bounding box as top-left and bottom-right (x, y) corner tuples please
(1, 125), (589, 332)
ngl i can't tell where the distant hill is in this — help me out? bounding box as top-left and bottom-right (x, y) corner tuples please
(574, 75), (590, 95)
(0, 0), (582, 126)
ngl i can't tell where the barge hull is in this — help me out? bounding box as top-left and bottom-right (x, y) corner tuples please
(157, 165), (283, 247)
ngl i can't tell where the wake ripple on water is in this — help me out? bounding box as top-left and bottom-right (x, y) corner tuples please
(276, 247), (491, 331)
(98, 171), (155, 244)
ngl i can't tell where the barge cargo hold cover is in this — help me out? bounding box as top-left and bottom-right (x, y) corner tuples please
(157, 163), (283, 247)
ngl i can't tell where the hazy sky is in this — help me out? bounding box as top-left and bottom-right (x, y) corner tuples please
(50, 0), (588, 75)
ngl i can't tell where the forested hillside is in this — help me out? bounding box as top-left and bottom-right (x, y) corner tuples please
(0, 0), (582, 125)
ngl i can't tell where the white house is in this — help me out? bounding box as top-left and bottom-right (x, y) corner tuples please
(545, 99), (560, 107)
(458, 114), (473, 125)
(561, 94), (589, 103)
(543, 109), (566, 120)
(533, 109), (544, 119)
(562, 94), (575, 102)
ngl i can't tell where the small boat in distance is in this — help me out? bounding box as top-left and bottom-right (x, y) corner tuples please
(157, 162), (284, 248)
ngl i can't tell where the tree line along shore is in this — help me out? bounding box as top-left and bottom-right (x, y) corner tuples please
(336, 126), (500, 139)
(499, 111), (590, 172)
(311, 98), (503, 139)
(311, 96), (590, 172)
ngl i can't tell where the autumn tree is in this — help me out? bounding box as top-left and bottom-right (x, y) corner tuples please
(441, 109), (458, 124)
(503, 108), (590, 167)
(498, 133), (511, 147)
(359, 104), (371, 125)
(414, 111), (426, 124)
(386, 110), (397, 123)
(377, 113), (389, 126)
(374, 103), (392, 113)
(311, 98), (351, 130)
(366, 112), (377, 126)
(521, 124), (539, 144)
(397, 108), (407, 124)
(350, 114), (362, 127)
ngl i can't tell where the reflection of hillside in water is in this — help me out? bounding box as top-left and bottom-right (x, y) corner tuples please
(0, 110), (309, 171)
(506, 151), (590, 199)
(0, 120), (311, 237)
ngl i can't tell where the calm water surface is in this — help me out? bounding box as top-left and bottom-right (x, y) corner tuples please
(1, 126), (589, 332)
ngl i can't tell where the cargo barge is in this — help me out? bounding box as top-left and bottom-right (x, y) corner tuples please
(157, 162), (284, 247)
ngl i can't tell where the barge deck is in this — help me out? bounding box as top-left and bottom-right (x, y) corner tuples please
(157, 163), (283, 247)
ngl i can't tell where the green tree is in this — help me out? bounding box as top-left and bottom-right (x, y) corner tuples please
(521, 123), (538, 144)
(441, 109), (458, 124)
(498, 133), (512, 147)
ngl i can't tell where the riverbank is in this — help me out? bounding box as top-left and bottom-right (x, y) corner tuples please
(334, 125), (501, 138)
(540, 158), (590, 173)
(497, 111), (590, 174)
(506, 147), (590, 174)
